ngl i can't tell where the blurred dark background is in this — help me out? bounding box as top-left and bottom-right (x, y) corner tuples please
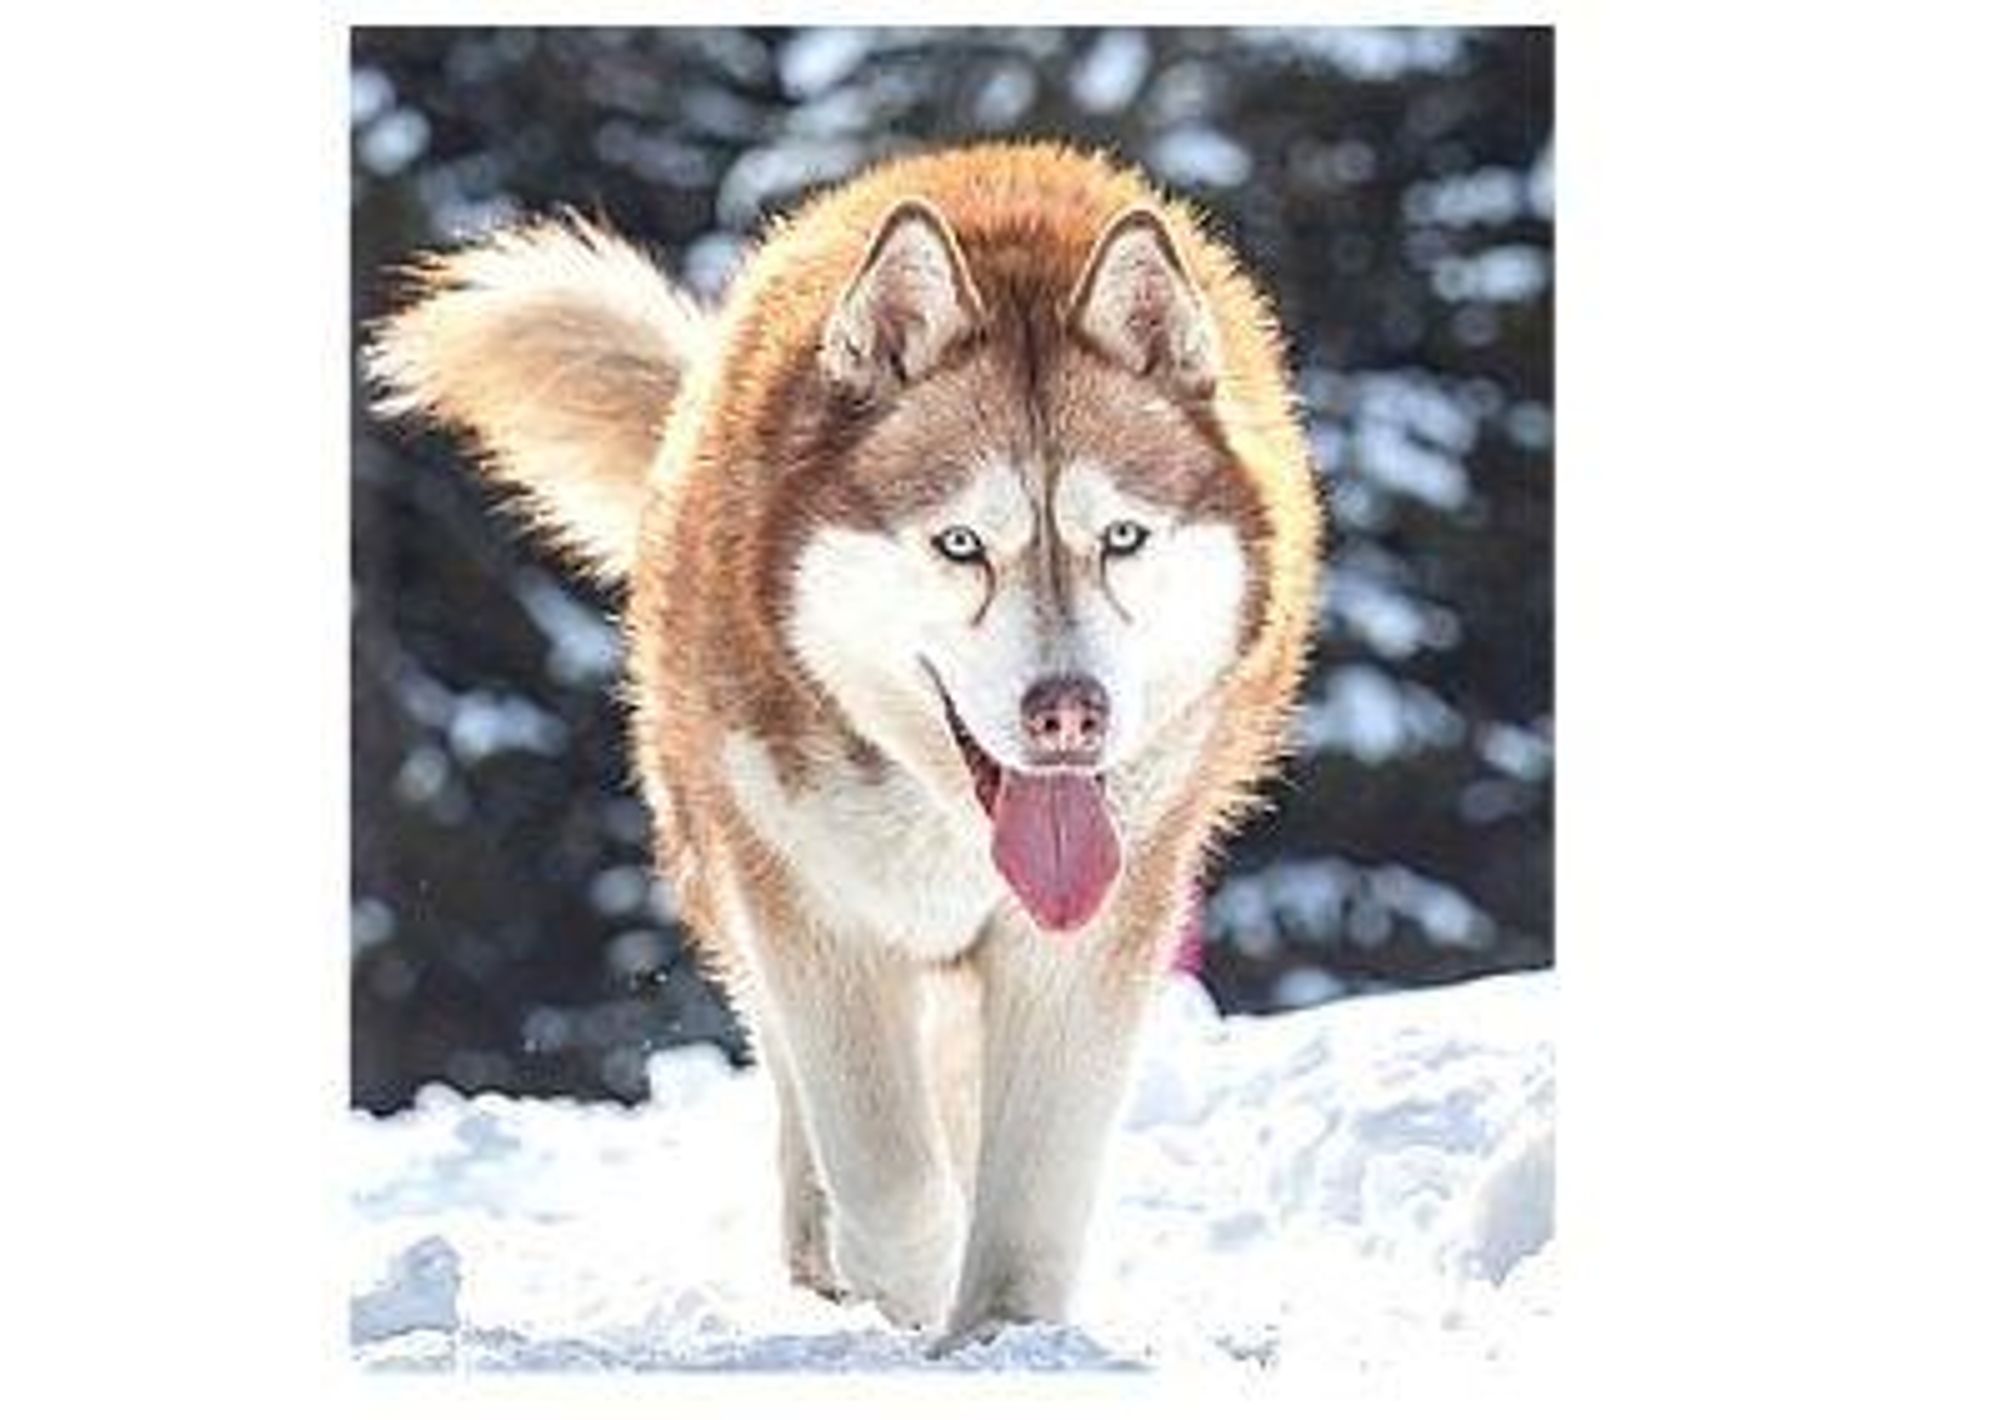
(350, 26), (1553, 1112)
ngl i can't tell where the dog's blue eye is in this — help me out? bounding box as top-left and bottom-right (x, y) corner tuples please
(933, 526), (986, 564)
(1102, 520), (1150, 557)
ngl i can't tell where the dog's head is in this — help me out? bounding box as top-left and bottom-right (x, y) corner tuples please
(788, 200), (1269, 933)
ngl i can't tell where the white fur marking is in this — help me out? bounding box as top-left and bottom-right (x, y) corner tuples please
(722, 733), (1000, 961)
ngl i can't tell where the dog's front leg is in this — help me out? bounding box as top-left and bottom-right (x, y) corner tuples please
(757, 1028), (842, 1301)
(942, 917), (1157, 1343)
(750, 932), (962, 1328)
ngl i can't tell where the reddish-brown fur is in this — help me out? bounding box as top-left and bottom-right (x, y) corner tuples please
(628, 143), (1321, 986)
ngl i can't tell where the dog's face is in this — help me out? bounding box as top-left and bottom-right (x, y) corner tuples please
(793, 429), (1253, 780)
(787, 202), (1264, 932)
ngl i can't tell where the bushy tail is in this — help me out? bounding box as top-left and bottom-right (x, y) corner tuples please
(365, 215), (709, 583)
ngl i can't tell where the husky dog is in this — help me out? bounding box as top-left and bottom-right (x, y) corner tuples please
(369, 142), (1322, 1345)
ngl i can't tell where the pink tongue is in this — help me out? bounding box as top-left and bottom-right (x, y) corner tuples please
(989, 771), (1122, 934)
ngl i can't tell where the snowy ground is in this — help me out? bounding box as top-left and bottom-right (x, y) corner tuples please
(350, 970), (1554, 1375)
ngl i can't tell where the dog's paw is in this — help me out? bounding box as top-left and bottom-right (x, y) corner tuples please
(928, 1290), (1043, 1359)
(787, 1254), (851, 1307)
(853, 1272), (948, 1331)
(924, 1312), (1016, 1360)
(785, 1209), (849, 1306)
(829, 1203), (958, 1330)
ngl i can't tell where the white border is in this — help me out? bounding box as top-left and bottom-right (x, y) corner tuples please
(19, 2), (1996, 1415)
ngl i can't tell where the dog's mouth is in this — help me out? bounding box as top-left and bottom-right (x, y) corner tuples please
(922, 661), (1123, 936)
(939, 691), (1005, 816)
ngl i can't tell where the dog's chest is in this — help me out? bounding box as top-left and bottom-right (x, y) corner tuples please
(721, 734), (1000, 959)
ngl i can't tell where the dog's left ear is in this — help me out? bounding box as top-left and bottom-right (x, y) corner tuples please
(1067, 206), (1220, 398)
(821, 198), (986, 399)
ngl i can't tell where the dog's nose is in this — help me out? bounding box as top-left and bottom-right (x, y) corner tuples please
(1020, 675), (1109, 764)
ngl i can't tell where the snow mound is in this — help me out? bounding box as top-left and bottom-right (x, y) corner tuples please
(349, 970), (1554, 1373)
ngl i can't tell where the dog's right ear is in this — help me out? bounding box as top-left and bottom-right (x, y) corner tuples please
(820, 199), (986, 399)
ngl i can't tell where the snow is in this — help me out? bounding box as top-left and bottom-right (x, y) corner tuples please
(776, 28), (871, 99)
(356, 106), (430, 178)
(1403, 167), (1529, 229)
(515, 569), (621, 686)
(1150, 127), (1255, 189)
(1430, 246), (1552, 304)
(717, 140), (868, 227)
(970, 63), (1037, 131)
(1295, 664), (1466, 762)
(1237, 27), (1469, 80)
(350, 969), (1553, 1375)
(1070, 29), (1150, 114)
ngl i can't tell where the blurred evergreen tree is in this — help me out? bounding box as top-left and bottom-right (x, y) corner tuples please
(350, 26), (1553, 1109)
